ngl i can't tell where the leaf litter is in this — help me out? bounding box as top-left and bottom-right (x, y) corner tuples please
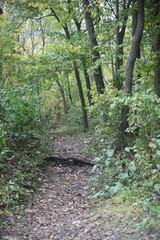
(0, 133), (158, 240)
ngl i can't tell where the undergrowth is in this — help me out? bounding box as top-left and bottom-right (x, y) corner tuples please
(0, 86), (48, 226)
(80, 86), (160, 236)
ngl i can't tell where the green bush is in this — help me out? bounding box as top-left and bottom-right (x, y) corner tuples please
(2, 86), (40, 139)
(87, 87), (160, 203)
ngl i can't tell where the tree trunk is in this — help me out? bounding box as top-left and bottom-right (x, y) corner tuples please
(73, 16), (93, 106)
(118, 0), (144, 149)
(66, 75), (74, 106)
(115, 0), (122, 89)
(114, 0), (132, 89)
(56, 79), (69, 114)
(83, 68), (92, 106)
(83, 0), (105, 94)
(125, 0), (144, 94)
(73, 61), (88, 130)
(151, 0), (160, 97)
(82, 63), (93, 106)
(0, 7), (3, 83)
(0, 8), (3, 106)
(0, 49), (2, 91)
(153, 34), (160, 97)
(132, 0), (140, 58)
(40, 19), (45, 51)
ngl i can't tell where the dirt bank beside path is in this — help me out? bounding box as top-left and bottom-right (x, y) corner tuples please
(1, 133), (158, 240)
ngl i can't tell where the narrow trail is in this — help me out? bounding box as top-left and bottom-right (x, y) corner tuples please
(1, 133), (157, 240)
(0, 133), (108, 240)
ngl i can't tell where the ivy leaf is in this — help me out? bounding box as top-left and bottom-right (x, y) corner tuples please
(129, 162), (136, 172)
(118, 172), (129, 180)
(105, 160), (111, 167)
(156, 139), (160, 146)
(125, 147), (130, 153)
(110, 182), (123, 194)
(155, 150), (160, 156)
(90, 164), (97, 173)
(107, 149), (114, 157)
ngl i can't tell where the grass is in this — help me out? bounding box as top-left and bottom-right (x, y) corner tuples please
(92, 189), (160, 239)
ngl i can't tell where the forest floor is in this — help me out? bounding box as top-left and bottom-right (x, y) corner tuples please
(0, 132), (159, 240)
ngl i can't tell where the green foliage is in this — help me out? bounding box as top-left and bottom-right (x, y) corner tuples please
(0, 83), (47, 222)
(85, 82), (160, 232)
(127, 90), (160, 140)
(2, 86), (40, 140)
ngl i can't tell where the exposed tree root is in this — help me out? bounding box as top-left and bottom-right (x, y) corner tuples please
(43, 156), (95, 166)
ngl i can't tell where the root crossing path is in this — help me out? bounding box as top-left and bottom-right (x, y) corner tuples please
(1, 133), (110, 240)
(1, 133), (152, 240)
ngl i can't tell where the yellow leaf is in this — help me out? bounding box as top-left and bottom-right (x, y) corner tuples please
(3, 210), (9, 216)
(136, 208), (142, 214)
(149, 142), (156, 149)
(86, 6), (89, 12)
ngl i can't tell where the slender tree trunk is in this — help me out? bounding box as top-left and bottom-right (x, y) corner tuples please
(153, 34), (160, 97)
(118, 0), (144, 149)
(0, 50), (3, 115)
(109, 40), (115, 80)
(82, 63), (93, 106)
(115, 0), (121, 89)
(31, 20), (35, 57)
(132, 0), (138, 36)
(73, 61), (88, 129)
(0, 8), (3, 83)
(83, 0), (105, 94)
(73, 16), (93, 106)
(151, 0), (160, 97)
(66, 75), (74, 106)
(40, 19), (45, 51)
(0, 8), (3, 108)
(115, 30), (124, 89)
(125, 0), (144, 94)
(132, 0), (140, 58)
(114, 0), (132, 89)
(56, 79), (69, 114)
(72, 61), (88, 129)
(0, 49), (2, 91)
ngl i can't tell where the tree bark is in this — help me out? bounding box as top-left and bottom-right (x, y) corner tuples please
(56, 79), (69, 114)
(0, 8), (3, 104)
(114, 0), (132, 89)
(83, 67), (93, 106)
(118, 0), (144, 149)
(66, 75), (74, 106)
(39, 19), (45, 51)
(0, 7), (3, 83)
(153, 34), (160, 97)
(151, 0), (160, 97)
(73, 61), (88, 129)
(83, 0), (105, 94)
(132, 0), (140, 58)
(125, 0), (144, 94)
(72, 16), (93, 106)
(30, 20), (35, 57)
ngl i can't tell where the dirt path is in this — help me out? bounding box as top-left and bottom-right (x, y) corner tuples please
(0, 133), (108, 240)
(1, 133), (158, 240)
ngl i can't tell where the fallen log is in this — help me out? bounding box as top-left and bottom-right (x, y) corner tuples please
(43, 156), (95, 166)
